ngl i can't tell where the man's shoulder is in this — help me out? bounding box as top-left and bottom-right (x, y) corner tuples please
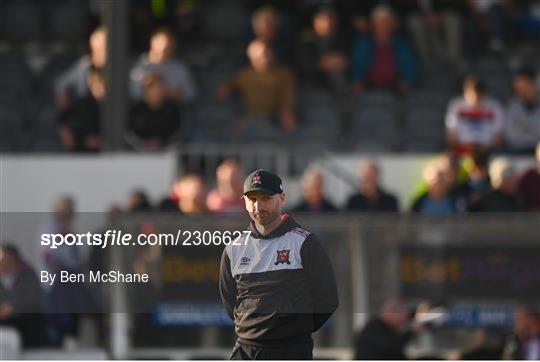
(347, 193), (367, 207)
(380, 189), (398, 202)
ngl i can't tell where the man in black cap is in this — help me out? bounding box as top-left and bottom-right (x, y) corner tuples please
(219, 169), (339, 360)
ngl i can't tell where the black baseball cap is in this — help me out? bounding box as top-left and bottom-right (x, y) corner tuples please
(243, 169), (283, 196)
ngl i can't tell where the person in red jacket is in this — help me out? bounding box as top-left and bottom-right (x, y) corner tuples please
(517, 143), (540, 211)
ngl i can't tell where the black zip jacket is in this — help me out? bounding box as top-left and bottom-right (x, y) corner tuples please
(219, 214), (339, 346)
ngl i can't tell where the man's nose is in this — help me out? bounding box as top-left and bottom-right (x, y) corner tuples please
(253, 201), (264, 211)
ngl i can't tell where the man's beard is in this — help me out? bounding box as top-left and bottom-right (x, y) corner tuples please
(250, 209), (280, 226)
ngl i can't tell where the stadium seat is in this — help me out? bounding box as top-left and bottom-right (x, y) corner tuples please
(350, 107), (399, 149)
(200, 1), (247, 42)
(0, 1), (42, 44)
(475, 56), (511, 77)
(0, 106), (22, 151)
(46, 0), (88, 43)
(298, 84), (337, 107)
(405, 89), (451, 111)
(420, 60), (459, 93)
(355, 90), (400, 112)
(29, 103), (64, 152)
(299, 105), (341, 144)
(485, 78), (513, 102)
(403, 107), (446, 151)
(421, 74), (459, 93)
(0, 54), (34, 107)
(189, 102), (239, 142)
(38, 52), (80, 101)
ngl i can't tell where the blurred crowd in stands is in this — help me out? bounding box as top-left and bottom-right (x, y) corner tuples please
(1, 149), (540, 355)
(69, 143), (539, 215)
(0, 0), (538, 152)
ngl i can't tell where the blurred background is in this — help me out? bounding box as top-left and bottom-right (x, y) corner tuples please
(1, 0), (540, 359)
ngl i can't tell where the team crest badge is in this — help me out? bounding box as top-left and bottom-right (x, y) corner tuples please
(275, 249), (291, 265)
(251, 174), (262, 185)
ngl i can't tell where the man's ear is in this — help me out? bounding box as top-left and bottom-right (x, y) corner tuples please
(279, 192), (286, 205)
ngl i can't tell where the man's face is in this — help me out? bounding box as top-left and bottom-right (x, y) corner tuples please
(513, 75), (537, 100)
(360, 163), (379, 194)
(244, 191), (284, 226)
(304, 173), (323, 203)
(464, 87), (482, 105)
(254, 13), (278, 41)
(248, 42), (272, 72)
(90, 30), (107, 68)
(314, 11), (337, 37)
(217, 164), (243, 195)
(372, 12), (395, 42)
(150, 33), (174, 63)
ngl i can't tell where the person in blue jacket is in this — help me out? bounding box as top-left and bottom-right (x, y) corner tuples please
(351, 5), (417, 95)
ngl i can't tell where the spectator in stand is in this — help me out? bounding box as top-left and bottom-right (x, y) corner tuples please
(346, 160), (399, 212)
(465, 0), (515, 56)
(130, 27), (197, 104)
(445, 76), (505, 155)
(39, 195), (86, 346)
(505, 67), (540, 153)
(411, 151), (470, 203)
(502, 305), (540, 360)
(0, 244), (48, 347)
(292, 169), (337, 213)
(411, 162), (457, 215)
(354, 298), (424, 360)
(128, 73), (181, 150)
(249, 6), (293, 65)
(55, 26), (107, 109)
(297, 6), (350, 94)
(517, 143), (540, 211)
(206, 160), (245, 213)
(515, 0), (540, 37)
(159, 174), (208, 214)
(351, 5), (417, 95)
(470, 157), (520, 212)
(57, 65), (104, 152)
(347, 0), (386, 36)
(126, 189), (153, 213)
(452, 149), (492, 212)
(407, 0), (465, 65)
(218, 40), (297, 133)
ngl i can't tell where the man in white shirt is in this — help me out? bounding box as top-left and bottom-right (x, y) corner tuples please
(445, 76), (504, 155)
